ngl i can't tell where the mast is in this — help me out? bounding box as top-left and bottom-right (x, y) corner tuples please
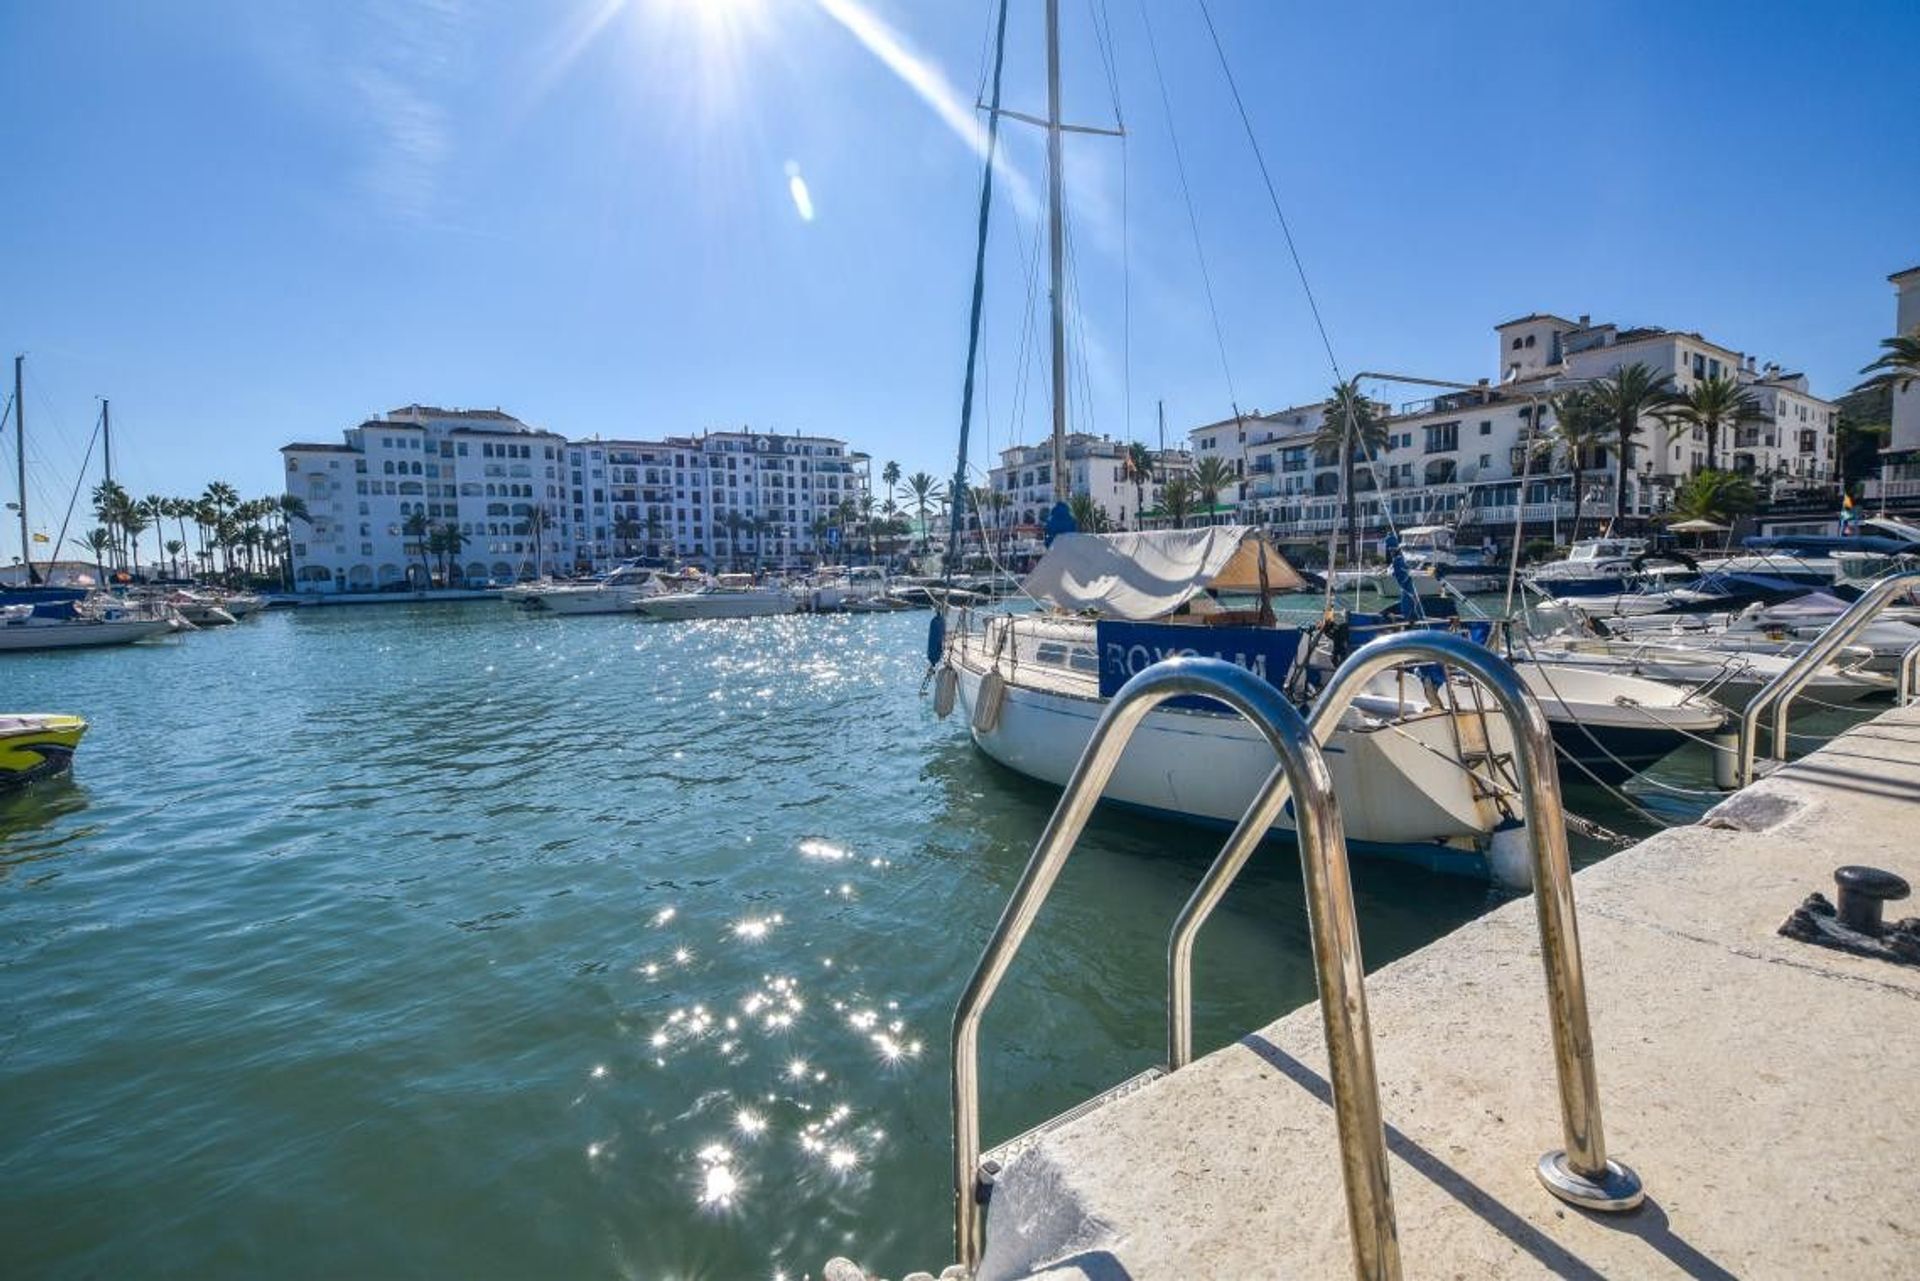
(1157, 398), (1166, 453)
(13, 355), (28, 583)
(101, 397), (113, 488)
(1045, 0), (1068, 505)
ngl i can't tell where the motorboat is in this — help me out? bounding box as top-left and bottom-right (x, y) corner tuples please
(1524, 536), (1648, 598)
(804, 566), (898, 612)
(1517, 633), (1892, 708)
(0, 602), (174, 652)
(1395, 524), (1506, 595)
(219, 592), (268, 619)
(935, 528), (1531, 881)
(635, 573), (799, 621)
(0, 714), (88, 789)
(163, 591), (238, 627)
(1600, 594), (1920, 675)
(518, 564), (672, 616)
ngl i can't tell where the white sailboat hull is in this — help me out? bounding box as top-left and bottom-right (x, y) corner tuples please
(0, 617), (173, 651)
(951, 659), (1506, 859)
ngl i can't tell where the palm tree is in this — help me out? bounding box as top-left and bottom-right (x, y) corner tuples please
(91, 480), (131, 571)
(1670, 468), (1757, 526)
(1855, 334), (1920, 397)
(1159, 477), (1195, 529)
(402, 510), (433, 586)
(721, 510), (749, 570)
(643, 510), (666, 561)
(612, 514), (641, 559)
(192, 499), (220, 581)
(1067, 493), (1109, 534)
(1124, 442), (1154, 529)
(440, 522), (469, 581)
(1312, 379), (1391, 563)
(905, 472), (944, 550)
(1667, 373), (1763, 472)
(121, 504), (149, 581)
(1192, 456), (1233, 527)
(71, 528), (113, 586)
(164, 539), (186, 577)
(167, 498), (195, 578)
(275, 494), (311, 590)
(881, 460), (902, 508)
(203, 482), (241, 579)
(1587, 362), (1678, 524)
(1548, 389), (1607, 542)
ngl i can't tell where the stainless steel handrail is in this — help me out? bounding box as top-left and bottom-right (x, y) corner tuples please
(1899, 638), (1920, 706)
(950, 656), (1402, 1280)
(1170, 630), (1643, 1212)
(1736, 570), (1920, 786)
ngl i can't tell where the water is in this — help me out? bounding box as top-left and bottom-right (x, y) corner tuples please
(0, 605), (1868, 1278)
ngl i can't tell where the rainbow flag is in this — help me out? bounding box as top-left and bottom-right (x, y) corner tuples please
(1841, 493), (1857, 535)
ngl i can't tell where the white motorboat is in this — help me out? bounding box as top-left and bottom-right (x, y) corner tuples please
(219, 593), (268, 619)
(635, 574), (799, 621)
(1519, 634), (1892, 708)
(1395, 524), (1507, 595)
(1601, 595), (1920, 675)
(805, 566), (897, 612)
(1524, 536), (1650, 598)
(936, 528), (1528, 880)
(163, 592), (237, 626)
(519, 565), (671, 616)
(0, 602), (174, 652)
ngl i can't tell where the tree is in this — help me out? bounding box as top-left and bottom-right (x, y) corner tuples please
(1587, 362), (1678, 524)
(612, 514), (641, 559)
(1668, 373), (1764, 472)
(881, 460), (902, 507)
(1855, 334), (1920, 397)
(1312, 379), (1391, 563)
(91, 480), (131, 571)
(1548, 389), (1608, 542)
(1192, 456), (1233, 526)
(168, 498), (195, 578)
(402, 511), (433, 586)
(71, 528), (113, 586)
(643, 510), (666, 561)
(1670, 468), (1757, 526)
(1124, 442), (1154, 530)
(203, 482), (240, 579)
(1159, 477), (1194, 529)
(165, 539), (186, 577)
(1067, 493), (1110, 533)
(905, 471), (944, 550)
(275, 494), (310, 590)
(138, 495), (170, 576)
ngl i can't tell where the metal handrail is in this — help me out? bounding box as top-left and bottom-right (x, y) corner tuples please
(1899, 638), (1920, 706)
(950, 656), (1402, 1280)
(1736, 570), (1920, 786)
(1168, 630), (1643, 1214)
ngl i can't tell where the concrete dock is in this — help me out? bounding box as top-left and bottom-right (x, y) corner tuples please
(967, 705), (1920, 1279)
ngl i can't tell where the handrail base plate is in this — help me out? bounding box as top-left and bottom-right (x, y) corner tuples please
(1538, 1150), (1644, 1213)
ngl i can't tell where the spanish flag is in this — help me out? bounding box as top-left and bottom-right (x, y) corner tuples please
(30, 532), (47, 543)
(1841, 493), (1857, 535)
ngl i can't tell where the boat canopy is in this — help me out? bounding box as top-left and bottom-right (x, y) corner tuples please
(1020, 526), (1305, 620)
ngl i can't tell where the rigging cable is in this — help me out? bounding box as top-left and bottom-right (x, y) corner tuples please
(1088, 0), (1131, 444)
(943, 0), (1012, 580)
(1137, 0), (1240, 421)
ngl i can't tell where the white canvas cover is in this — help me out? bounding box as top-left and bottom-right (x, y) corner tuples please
(1019, 526), (1305, 620)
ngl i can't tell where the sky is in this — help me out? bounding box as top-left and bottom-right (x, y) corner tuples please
(3, 0), (1917, 564)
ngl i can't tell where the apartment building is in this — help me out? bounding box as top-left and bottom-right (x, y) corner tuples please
(283, 410), (865, 591)
(986, 433), (1193, 532)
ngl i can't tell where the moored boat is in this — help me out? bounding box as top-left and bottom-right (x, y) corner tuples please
(0, 714), (87, 789)
(635, 574), (798, 621)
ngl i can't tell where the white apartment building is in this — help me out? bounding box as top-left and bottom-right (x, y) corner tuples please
(284, 411), (866, 590)
(282, 405), (570, 592)
(1882, 264), (1920, 506)
(1192, 310), (1837, 550)
(987, 433), (1193, 532)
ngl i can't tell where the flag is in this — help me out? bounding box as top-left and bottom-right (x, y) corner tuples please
(1841, 493), (1857, 535)
(30, 532), (47, 543)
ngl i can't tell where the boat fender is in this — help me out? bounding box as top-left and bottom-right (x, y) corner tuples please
(972, 669), (1006, 734)
(926, 611), (947, 667)
(1487, 821), (1532, 892)
(933, 665), (958, 720)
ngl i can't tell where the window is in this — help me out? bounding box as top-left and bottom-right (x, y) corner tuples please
(1479, 420), (1492, 435)
(1511, 337), (1523, 350)
(1524, 334), (1536, 348)
(1424, 422), (1459, 454)
(1479, 453), (1491, 470)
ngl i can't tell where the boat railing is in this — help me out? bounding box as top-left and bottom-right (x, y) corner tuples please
(1901, 639), (1920, 707)
(1172, 631), (1641, 1211)
(950, 656), (1401, 1278)
(1735, 569), (1920, 786)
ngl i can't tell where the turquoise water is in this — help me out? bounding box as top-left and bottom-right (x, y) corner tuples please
(0, 604), (1840, 1278)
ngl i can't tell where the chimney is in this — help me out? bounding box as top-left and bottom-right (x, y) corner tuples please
(1578, 314), (1591, 326)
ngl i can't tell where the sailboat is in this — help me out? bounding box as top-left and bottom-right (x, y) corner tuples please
(2, 356), (172, 652)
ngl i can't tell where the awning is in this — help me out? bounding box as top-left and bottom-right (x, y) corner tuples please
(1019, 526), (1306, 620)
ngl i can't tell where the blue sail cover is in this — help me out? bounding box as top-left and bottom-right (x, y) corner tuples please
(1096, 619), (1303, 713)
(1383, 532), (1426, 621)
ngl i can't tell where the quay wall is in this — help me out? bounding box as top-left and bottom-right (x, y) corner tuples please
(976, 704), (1920, 1279)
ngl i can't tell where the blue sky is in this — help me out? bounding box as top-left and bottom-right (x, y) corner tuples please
(3, 0), (1916, 562)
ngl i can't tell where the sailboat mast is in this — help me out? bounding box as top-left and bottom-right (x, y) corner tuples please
(1045, 0), (1068, 505)
(102, 397), (113, 488)
(13, 355), (28, 581)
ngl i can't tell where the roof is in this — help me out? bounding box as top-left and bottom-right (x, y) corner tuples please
(281, 442), (357, 453)
(387, 404), (521, 421)
(1890, 265), (1920, 285)
(1493, 311), (1581, 331)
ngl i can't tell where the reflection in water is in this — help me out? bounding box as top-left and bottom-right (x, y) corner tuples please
(0, 605), (1793, 1280)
